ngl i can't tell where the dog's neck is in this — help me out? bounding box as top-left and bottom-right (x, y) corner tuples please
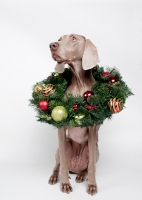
(68, 60), (95, 96)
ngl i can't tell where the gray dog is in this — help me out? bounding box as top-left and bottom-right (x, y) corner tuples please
(48, 34), (100, 196)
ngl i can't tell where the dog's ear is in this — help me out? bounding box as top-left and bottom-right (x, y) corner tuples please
(82, 39), (99, 70)
(54, 62), (65, 73)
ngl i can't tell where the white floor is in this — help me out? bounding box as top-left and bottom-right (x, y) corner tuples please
(1, 151), (142, 200)
(1, 114), (142, 200)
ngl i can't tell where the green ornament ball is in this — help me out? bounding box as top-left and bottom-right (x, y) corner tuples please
(34, 84), (43, 93)
(51, 106), (68, 122)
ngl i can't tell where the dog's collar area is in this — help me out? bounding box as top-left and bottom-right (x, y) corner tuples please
(30, 65), (133, 128)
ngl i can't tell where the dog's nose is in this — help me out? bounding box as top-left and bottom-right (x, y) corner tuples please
(49, 42), (59, 51)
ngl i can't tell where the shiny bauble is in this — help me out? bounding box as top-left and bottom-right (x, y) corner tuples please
(73, 104), (79, 110)
(53, 72), (59, 77)
(34, 84), (43, 93)
(108, 98), (123, 113)
(83, 91), (94, 100)
(108, 76), (118, 84)
(74, 114), (85, 125)
(51, 106), (68, 122)
(39, 100), (49, 111)
(42, 84), (56, 96)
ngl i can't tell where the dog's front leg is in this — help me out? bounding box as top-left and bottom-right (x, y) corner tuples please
(58, 127), (73, 194)
(87, 124), (100, 196)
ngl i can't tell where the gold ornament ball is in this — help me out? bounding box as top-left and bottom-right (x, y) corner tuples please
(53, 72), (59, 77)
(42, 84), (56, 96)
(74, 114), (85, 120)
(108, 98), (123, 113)
(74, 114), (85, 125)
(51, 106), (68, 122)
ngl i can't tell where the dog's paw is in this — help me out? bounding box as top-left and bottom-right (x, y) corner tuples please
(86, 184), (98, 196)
(48, 174), (58, 185)
(75, 173), (86, 183)
(61, 182), (73, 194)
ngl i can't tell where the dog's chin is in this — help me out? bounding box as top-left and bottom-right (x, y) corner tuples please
(53, 53), (64, 63)
(52, 53), (71, 64)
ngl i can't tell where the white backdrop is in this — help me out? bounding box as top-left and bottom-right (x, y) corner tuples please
(0, 0), (142, 199)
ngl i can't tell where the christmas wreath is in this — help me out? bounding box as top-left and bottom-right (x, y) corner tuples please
(29, 65), (133, 128)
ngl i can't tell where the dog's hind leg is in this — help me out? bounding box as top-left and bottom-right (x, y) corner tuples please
(48, 148), (60, 185)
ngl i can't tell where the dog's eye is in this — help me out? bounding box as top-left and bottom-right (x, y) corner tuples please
(72, 36), (76, 41)
(58, 38), (61, 41)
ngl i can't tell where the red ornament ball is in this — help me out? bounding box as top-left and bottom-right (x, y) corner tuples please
(73, 104), (79, 110)
(102, 72), (111, 77)
(109, 76), (118, 84)
(83, 91), (94, 100)
(39, 100), (49, 110)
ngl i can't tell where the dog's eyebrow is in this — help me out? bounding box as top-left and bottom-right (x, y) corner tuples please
(69, 34), (76, 38)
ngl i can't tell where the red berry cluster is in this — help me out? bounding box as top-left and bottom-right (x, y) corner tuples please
(85, 104), (98, 110)
(102, 72), (111, 77)
(93, 66), (98, 71)
(101, 71), (118, 84)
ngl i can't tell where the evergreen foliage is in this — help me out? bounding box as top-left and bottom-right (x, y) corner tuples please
(29, 65), (133, 128)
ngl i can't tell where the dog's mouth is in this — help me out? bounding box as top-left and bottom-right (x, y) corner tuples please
(53, 53), (64, 63)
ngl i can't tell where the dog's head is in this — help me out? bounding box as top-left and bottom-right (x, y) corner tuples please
(49, 34), (99, 73)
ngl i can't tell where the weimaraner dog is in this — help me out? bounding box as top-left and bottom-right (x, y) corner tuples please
(48, 34), (101, 196)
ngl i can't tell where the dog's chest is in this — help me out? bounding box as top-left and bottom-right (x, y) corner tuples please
(66, 140), (88, 173)
(67, 127), (88, 144)
(66, 72), (95, 96)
